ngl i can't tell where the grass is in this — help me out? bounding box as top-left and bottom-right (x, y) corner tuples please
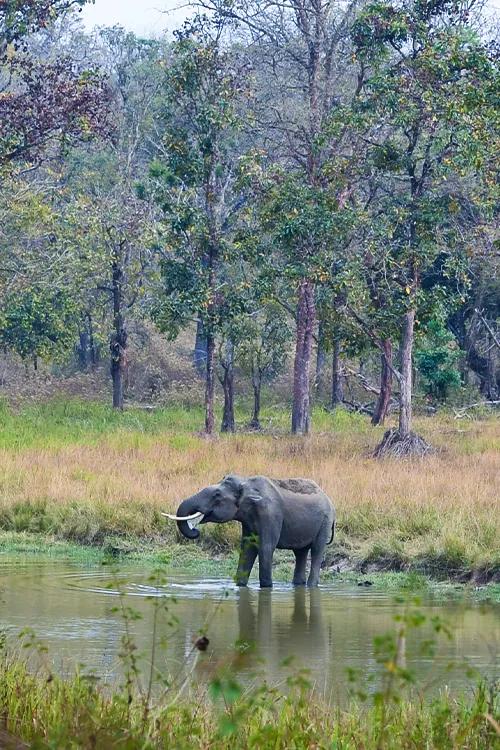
(0, 398), (499, 582)
(0, 652), (498, 749)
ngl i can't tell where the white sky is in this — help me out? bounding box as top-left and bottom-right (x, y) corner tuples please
(81, 0), (190, 36)
(82, 0), (498, 35)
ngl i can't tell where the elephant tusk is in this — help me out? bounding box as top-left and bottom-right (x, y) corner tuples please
(161, 511), (204, 522)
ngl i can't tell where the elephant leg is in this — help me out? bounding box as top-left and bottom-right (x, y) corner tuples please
(236, 534), (258, 586)
(258, 541), (275, 588)
(243, 494), (281, 588)
(307, 519), (331, 587)
(292, 547), (309, 586)
(307, 545), (323, 587)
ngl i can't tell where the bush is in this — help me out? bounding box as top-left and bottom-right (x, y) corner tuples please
(415, 320), (461, 402)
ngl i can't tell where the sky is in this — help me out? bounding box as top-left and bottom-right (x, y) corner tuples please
(81, 0), (190, 36)
(82, 0), (499, 35)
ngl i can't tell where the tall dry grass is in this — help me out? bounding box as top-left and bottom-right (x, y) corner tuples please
(0, 400), (498, 578)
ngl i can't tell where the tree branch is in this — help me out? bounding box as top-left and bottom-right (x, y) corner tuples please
(474, 309), (500, 350)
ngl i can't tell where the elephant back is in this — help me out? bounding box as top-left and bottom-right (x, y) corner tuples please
(273, 478), (320, 495)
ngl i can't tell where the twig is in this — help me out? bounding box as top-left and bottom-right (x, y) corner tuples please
(344, 366), (380, 396)
(453, 400), (500, 419)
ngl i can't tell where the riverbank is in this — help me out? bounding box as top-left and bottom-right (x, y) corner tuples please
(0, 652), (498, 749)
(0, 400), (498, 584)
(1, 531), (499, 603)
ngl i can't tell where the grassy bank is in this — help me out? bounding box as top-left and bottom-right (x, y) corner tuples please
(0, 399), (498, 582)
(0, 656), (498, 749)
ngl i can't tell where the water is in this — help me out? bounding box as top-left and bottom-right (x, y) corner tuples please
(1, 559), (499, 701)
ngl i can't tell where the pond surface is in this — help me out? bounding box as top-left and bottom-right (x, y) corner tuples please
(1, 559), (499, 702)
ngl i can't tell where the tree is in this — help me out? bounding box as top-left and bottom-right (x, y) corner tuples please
(0, 56), (111, 170)
(218, 337), (236, 432)
(59, 27), (159, 408)
(0, 2), (112, 174)
(353, 0), (499, 455)
(415, 318), (461, 402)
(1, 0), (87, 54)
(148, 20), (250, 434)
(0, 172), (88, 371)
(239, 304), (291, 429)
(0, 3), (113, 377)
(258, 177), (350, 433)
(449, 233), (499, 400)
(202, 0), (363, 435)
(68, 187), (153, 408)
(0, 286), (77, 366)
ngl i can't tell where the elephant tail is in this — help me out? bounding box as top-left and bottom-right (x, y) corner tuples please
(327, 520), (335, 545)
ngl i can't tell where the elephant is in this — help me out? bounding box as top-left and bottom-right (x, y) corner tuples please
(163, 474), (335, 587)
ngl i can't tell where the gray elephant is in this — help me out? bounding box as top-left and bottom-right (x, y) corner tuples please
(164, 475), (335, 587)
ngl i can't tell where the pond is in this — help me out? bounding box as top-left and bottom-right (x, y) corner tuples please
(1, 559), (499, 702)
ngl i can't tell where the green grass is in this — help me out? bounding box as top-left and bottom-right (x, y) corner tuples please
(0, 397), (376, 451)
(0, 399), (207, 450)
(0, 654), (498, 749)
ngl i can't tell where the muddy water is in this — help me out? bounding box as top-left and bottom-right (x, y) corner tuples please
(1, 559), (498, 701)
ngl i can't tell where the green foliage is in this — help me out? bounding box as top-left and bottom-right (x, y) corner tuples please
(238, 304), (292, 383)
(0, 1), (88, 47)
(415, 319), (461, 401)
(352, 2), (410, 57)
(0, 287), (78, 363)
(148, 25), (250, 342)
(253, 169), (358, 299)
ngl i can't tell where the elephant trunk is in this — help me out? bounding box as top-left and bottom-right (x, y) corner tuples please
(175, 495), (204, 540)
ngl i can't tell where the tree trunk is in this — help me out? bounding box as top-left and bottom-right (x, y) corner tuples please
(292, 278), (315, 434)
(110, 260), (127, 410)
(399, 310), (415, 437)
(486, 339), (499, 400)
(315, 321), (326, 392)
(331, 337), (344, 408)
(205, 332), (215, 435)
(250, 368), (262, 430)
(194, 319), (207, 376)
(78, 312), (98, 369)
(78, 330), (90, 369)
(371, 338), (393, 426)
(221, 342), (235, 433)
(87, 313), (99, 366)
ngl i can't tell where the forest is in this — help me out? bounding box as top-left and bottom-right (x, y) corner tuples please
(1, 0), (498, 457)
(0, 4), (499, 748)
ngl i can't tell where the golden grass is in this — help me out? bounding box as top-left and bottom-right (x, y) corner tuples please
(0, 409), (498, 577)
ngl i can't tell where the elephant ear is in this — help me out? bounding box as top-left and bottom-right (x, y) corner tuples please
(221, 474), (245, 501)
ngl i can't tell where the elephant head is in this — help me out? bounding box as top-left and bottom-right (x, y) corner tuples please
(163, 475), (244, 540)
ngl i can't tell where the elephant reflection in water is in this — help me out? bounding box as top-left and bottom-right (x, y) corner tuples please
(237, 587), (329, 684)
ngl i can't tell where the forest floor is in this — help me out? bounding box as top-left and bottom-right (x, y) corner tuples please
(0, 398), (498, 585)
